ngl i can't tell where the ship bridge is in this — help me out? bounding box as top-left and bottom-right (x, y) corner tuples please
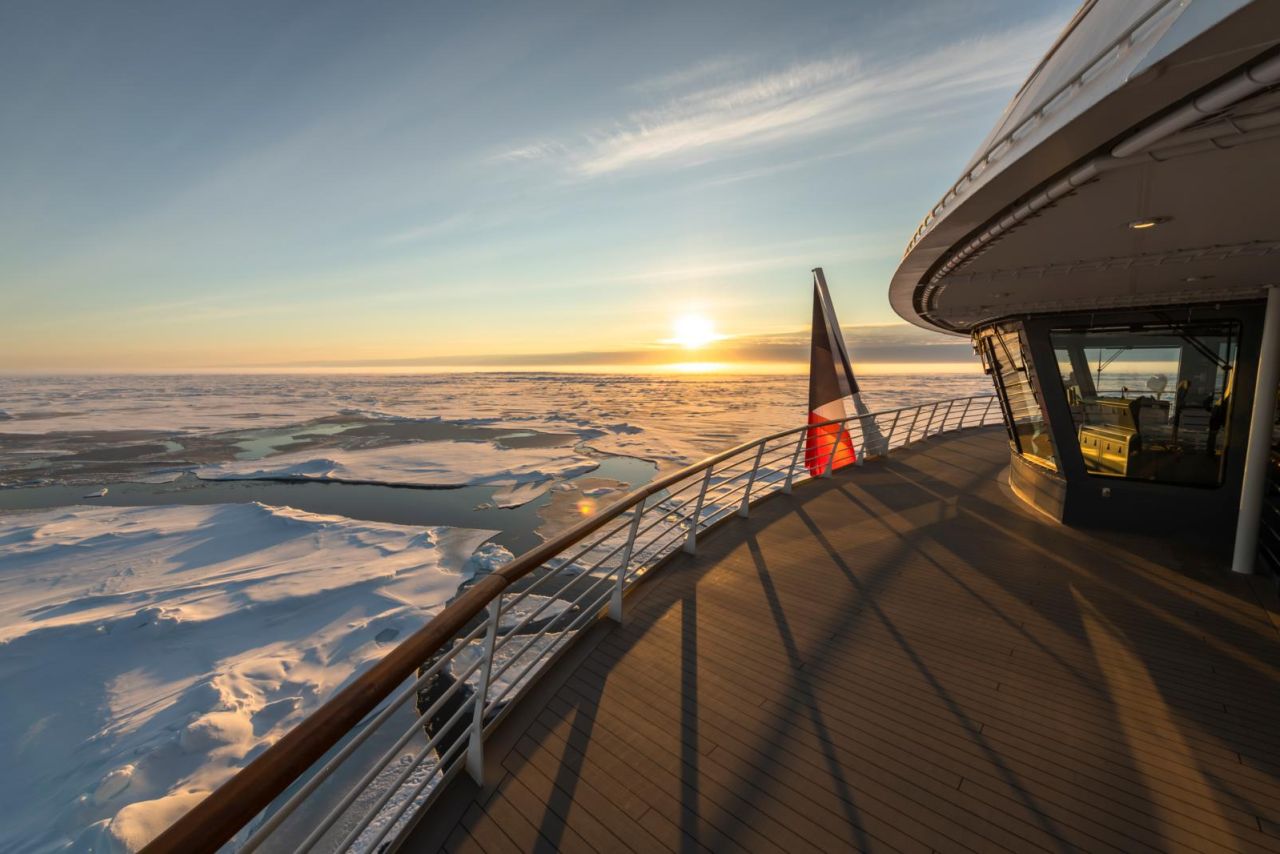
(889, 0), (1280, 568)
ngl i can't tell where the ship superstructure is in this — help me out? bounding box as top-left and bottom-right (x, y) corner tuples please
(890, 0), (1280, 570)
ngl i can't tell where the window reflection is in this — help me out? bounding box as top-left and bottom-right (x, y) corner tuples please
(1050, 320), (1238, 485)
(976, 322), (1056, 469)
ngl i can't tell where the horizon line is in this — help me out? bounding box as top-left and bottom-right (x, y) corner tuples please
(0, 360), (986, 377)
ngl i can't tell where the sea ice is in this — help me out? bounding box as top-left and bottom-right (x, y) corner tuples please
(0, 503), (511, 852)
(0, 371), (1000, 850)
(195, 440), (600, 507)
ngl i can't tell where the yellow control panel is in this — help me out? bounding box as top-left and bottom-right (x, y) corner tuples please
(1079, 424), (1137, 475)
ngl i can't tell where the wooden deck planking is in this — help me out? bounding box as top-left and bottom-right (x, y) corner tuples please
(409, 427), (1280, 854)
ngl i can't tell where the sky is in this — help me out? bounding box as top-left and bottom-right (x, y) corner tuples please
(0, 0), (1077, 372)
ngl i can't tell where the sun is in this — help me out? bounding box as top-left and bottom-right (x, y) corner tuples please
(670, 313), (719, 349)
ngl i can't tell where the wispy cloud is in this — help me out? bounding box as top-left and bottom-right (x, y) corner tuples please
(690, 125), (928, 189)
(380, 212), (474, 245)
(626, 55), (749, 95)
(595, 232), (901, 286)
(509, 17), (1058, 177)
(495, 140), (571, 163)
(378, 200), (554, 246)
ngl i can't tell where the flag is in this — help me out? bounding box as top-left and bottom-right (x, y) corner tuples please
(805, 268), (876, 475)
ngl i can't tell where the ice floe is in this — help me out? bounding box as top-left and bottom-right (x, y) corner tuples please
(195, 440), (600, 507)
(0, 503), (510, 852)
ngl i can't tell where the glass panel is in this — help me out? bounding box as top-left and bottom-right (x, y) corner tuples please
(976, 322), (1056, 469)
(1050, 320), (1239, 486)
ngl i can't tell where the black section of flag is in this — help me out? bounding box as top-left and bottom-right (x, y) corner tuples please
(812, 268), (859, 399)
(809, 287), (843, 414)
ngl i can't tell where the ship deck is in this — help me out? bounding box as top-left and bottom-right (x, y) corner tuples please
(408, 426), (1280, 853)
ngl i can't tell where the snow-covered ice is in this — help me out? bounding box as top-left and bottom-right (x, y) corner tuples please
(0, 503), (510, 852)
(195, 440), (600, 507)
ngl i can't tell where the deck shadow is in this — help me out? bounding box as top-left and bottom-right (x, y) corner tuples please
(411, 427), (1280, 854)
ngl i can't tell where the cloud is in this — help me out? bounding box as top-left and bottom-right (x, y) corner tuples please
(494, 140), (571, 163)
(379, 212), (474, 245)
(509, 17), (1059, 177)
(594, 232), (902, 286)
(626, 55), (749, 95)
(689, 125), (928, 189)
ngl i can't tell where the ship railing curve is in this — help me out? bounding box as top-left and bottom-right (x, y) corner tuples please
(144, 394), (999, 854)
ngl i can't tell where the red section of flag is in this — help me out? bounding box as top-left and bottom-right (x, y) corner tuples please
(805, 413), (856, 476)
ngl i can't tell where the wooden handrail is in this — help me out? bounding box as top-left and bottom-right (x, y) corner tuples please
(143, 396), (992, 853)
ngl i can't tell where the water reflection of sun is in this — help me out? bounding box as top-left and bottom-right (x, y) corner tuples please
(576, 498), (597, 516)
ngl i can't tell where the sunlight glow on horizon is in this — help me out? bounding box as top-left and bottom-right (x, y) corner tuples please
(666, 361), (729, 373)
(0, 360), (985, 377)
(668, 313), (723, 349)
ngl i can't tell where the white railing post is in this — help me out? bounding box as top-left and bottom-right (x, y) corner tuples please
(783, 431), (806, 494)
(466, 598), (501, 785)
(738, 443), (767, 518)
(684, 466), (714, 555)
(940, 400), (956, 433)
(611, 504), (644, 622)
(959, 397), (974, 428)
(906, 405), (923, 444)
(823, 423), (846, 478)
(884, 410), (902, 454)
(923, 402), (941, 438)
(982, 395), (996, 424)
(854, 418), (867, 466)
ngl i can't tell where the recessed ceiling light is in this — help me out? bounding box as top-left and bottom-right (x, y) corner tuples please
(1128, 216), (1171, 230)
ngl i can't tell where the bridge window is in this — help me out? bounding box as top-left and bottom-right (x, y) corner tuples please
(976, 322), (1056, 470)
(1049, 320), (1239, 486)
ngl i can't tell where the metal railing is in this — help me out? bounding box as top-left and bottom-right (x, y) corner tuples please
(145, 394), (998, 854)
